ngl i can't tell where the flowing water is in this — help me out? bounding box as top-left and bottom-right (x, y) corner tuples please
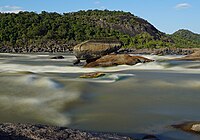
(0, 53), (200, 140)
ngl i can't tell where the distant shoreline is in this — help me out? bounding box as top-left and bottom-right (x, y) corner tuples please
(0, 46), (196, 56)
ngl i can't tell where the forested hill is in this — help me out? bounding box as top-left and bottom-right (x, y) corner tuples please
(0, 10), (199, 53)
(0, 10), (174, 52)
(170, 29), (200, 48)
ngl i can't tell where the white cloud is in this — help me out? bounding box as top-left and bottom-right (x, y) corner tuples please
(94, 0), (106, 10)
(175, 3), (191, 9)
(0, 5), (24, 13)
(94, 1), (101, 5)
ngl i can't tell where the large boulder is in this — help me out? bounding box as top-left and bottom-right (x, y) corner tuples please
(84, 54), (154, 68)
(73, 40), (121, 61)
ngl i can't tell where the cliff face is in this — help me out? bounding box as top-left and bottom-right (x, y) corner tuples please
(92, 12), (162, 39)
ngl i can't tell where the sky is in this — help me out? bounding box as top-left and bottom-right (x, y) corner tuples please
(0, 0), (200, 34)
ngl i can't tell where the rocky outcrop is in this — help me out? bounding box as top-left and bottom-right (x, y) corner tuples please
(84, 54), (154, 68)
(172, 121), (200, 134)
(89, 11), (169, 41)
(175, 49), (200, 61)
(73, 40), (121, 61)
(0, 123), (133, 140)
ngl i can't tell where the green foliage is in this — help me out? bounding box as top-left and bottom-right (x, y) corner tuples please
(0, 10), (133, 48)
(120, 33), (173, 49)
(170, 29), (200, 48)
(0, 10), (198, 50)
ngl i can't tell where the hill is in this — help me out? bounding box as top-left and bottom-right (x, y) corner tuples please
(0, 10), (174, 53)
(1, 10), (199, 53)
(170, 29), (200, 48)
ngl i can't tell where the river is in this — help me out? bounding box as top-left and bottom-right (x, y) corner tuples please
(0, 53), (200, 140)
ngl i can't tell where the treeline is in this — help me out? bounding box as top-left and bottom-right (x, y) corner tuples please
(0, 10), (199, 52)
(170, 29), (200, 48)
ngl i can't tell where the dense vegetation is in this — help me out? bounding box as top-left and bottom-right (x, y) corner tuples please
(170, 29), (200, 48)
(0, 10), (199, 52)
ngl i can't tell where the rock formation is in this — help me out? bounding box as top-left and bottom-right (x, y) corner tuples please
(73, 40), (121, 61)
(172, 121), (200, 134)
(84, 54), (154, 67)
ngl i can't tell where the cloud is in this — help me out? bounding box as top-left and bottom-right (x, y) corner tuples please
(175, 3), (191, 9)
(94, 0), (106, 9)
(94, 1), (101, 5)
(0, 5), (24, 13)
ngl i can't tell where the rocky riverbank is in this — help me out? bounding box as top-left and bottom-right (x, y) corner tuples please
(5, 122), (200, 140)
(174, 49), (200, 61)
(0, 42), (197, 56)
(0, 40), (76, 53)
(118, 48), (195, 55)
(0, 123), (134, 140)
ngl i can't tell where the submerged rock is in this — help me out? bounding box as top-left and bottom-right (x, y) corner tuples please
(51, 56), (64, 59)
(80, 72), (106, 78)
(142, 134), (159, 140)
(0, 123), (134, 140)
(73, 40), (121, 61)
(172, 121), (200, 134)
(84, 54), (154, 68)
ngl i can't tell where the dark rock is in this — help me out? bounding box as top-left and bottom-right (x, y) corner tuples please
(84, 54), (154, 68)
(172, 121), (200, 134)
(73, 40), (122, 61)
(73, 59), (81, 65)
(50, 56), (64, 59)
(142, 134), (159, 140)
(73, 60), (87, 66)
(0, 123), (134, 140)
(0, 46), (12, 53)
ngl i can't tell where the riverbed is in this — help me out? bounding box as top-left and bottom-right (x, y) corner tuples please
(0, 53), (200, 140)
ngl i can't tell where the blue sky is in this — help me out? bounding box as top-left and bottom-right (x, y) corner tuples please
(0, 0), (199, 34)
